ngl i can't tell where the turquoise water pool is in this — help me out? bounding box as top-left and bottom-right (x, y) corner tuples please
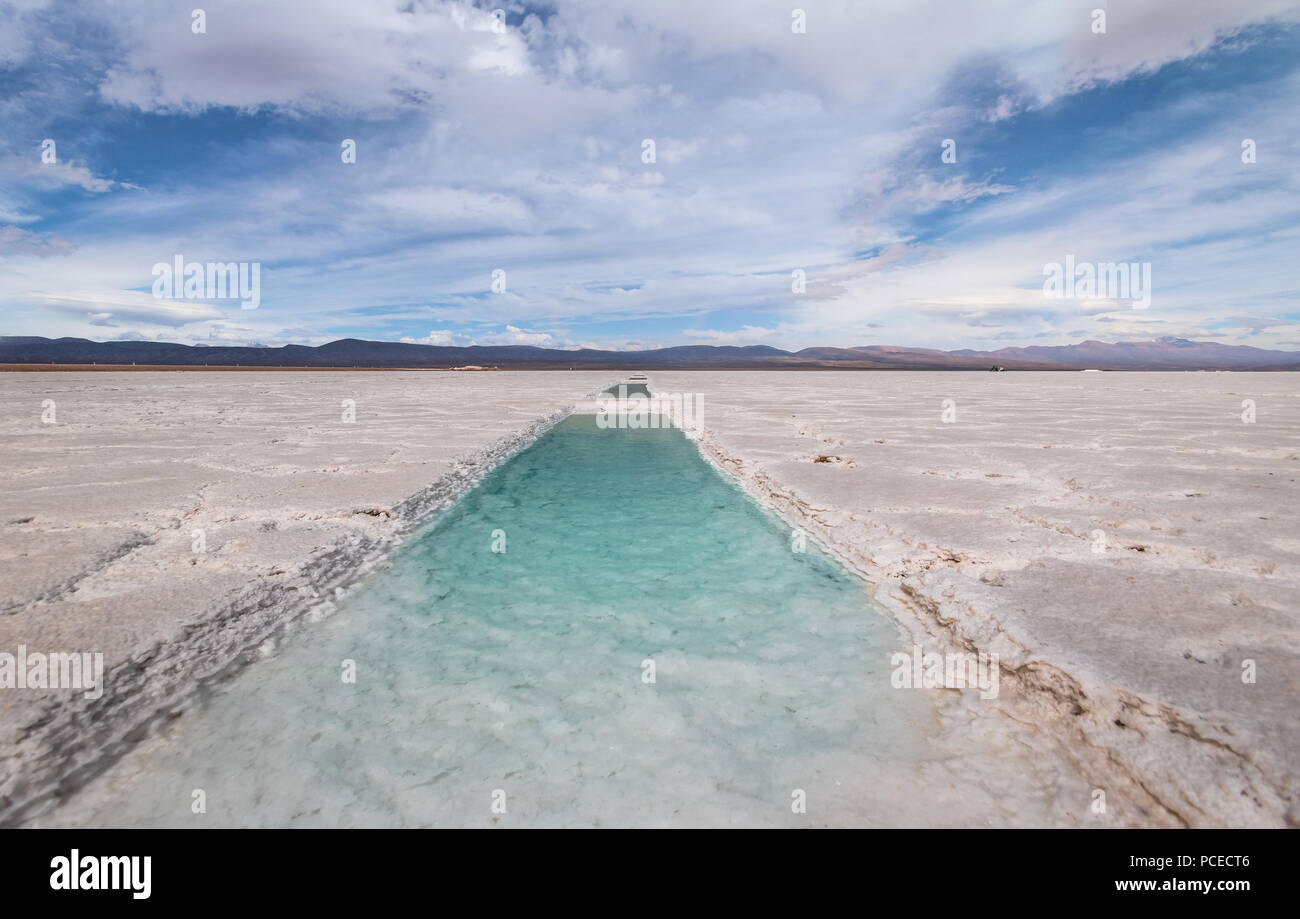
(42, 413), (948, 827)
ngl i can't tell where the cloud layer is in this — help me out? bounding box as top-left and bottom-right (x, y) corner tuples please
(1, 0), (1298, 349)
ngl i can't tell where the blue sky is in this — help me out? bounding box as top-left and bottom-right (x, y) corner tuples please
(1, 0), (1298, 351)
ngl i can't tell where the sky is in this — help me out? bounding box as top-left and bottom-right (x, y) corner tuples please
(1, 0), (1298, 352)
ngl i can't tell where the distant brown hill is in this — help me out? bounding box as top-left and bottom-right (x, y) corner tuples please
(2, 335), (1298, 371)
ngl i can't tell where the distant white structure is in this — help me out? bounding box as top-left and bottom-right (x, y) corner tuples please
(605, 374), (651, 398)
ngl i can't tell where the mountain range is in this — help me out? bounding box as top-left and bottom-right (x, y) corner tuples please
(2, 336), (1299, 371)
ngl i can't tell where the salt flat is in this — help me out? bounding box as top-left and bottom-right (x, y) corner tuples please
(0, 371), (609, 820)
(1, 369), (1296, 827)
(653, 369), (1300, 826)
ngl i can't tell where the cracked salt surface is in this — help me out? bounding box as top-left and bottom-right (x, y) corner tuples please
(656, 370), (1300, 826)
(35, 413), (1058, 827)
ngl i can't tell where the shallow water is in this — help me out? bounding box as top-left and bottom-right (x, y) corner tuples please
(38, 414), (1005, 827)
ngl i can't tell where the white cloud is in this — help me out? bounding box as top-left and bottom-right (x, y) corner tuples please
(985, 94), (1018, 122)
(401, 329), (460, 346)
(0, 225), (74, 257)
(34, 289), (225, 327)
(2, 0), (1297, 352)
(368, 187), (531, 229)
(0, 157), (118, 192)
(0, 206), (40, 223)
(482, 325), (560, 347)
